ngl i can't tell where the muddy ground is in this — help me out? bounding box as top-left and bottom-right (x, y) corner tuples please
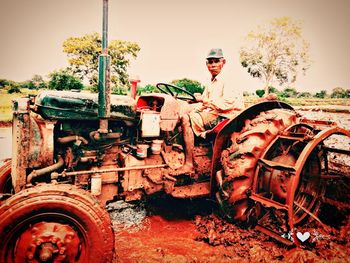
(109, 179), (350, 263)
(110, 194), (349, 263)
(110, 110), (350, 263)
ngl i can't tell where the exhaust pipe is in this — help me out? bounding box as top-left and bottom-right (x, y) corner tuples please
(98, 0), (111, 133)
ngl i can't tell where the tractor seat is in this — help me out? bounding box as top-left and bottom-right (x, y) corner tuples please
(205, 118), (230, 137)
(206, 119), (230, 140)
(195, 118), (230, 145)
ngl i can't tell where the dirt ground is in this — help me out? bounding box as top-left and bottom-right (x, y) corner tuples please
(110, 195), (349, 263)
(110, 110), (350, 263)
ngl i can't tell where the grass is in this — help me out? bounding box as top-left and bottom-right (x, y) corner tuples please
(0, 91), (349, 122)
(280, 97), (350, 106)
(244, 96), (350, 107)
(0, 89), (38, 122)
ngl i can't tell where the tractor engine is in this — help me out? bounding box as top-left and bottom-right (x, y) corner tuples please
(11, 90), (212, 205)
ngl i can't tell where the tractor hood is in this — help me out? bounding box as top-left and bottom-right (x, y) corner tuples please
(35, 90), (136, 121)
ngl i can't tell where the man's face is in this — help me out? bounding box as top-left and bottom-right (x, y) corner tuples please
(206, 58), (226, 77)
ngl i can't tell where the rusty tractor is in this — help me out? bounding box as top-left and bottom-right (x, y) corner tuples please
(1, 1), (350, 262)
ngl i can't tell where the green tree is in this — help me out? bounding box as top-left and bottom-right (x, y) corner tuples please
(63, 33), (140, 89)
(331, 87), (349, 98)
(170, 78), (204, 94)
(31, 74), (47, 89)
(48, 70), (84, 91)
(240, 17), (311, 94)
(314, 90), (327, 98)
(20, 75), (47, 90)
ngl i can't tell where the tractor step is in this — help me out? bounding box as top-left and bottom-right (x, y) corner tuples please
(250, 193), (288, 210)
(170, 182), (211, 198)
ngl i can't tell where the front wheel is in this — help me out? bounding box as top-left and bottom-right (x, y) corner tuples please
(0, 159), (14, 199)
(0, 184), (114, 263)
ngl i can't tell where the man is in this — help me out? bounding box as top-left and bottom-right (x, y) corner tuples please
(173, 48), (244, 175)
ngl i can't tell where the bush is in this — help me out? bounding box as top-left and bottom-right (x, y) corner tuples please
(255, 89), (265, 98)
(48, 70), (84, 91)
(20, 81), (37, 90)
(18, 75), (48, 90)
(314, 90), (327, 98)
(297, 92), (312, 98)
(171, 78), (204, 94)
(268, 86), (279, 94)
(112, 85), (128, 95)
(7, 84), (21, 94)
(85, 85), (98, 93)
(280, 87), (298, 98)
(137, 84), (157, 95)
(0, 79), (10, 89)
(85, 84), (129, 95)
(331, 87), (349, 98)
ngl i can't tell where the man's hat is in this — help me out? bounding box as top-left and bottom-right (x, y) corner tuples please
(206, 48), (224, 59)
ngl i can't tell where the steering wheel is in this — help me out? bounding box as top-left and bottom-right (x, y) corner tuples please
(156, 83), (197, 102)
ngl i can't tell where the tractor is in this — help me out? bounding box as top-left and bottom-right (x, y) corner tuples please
(1, 1), (350, 262)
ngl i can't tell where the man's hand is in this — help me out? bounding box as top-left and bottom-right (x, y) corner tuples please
(202, 100), (217, 110)
(194, 103), (205, 112)
(194, 100), (215, 112)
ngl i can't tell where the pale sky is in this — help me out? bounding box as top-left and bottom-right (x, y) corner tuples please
(0, 0), (349, 93)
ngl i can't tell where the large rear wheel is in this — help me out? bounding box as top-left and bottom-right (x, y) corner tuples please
(219, 109), (297, 223)
(0, 184), (114, 263)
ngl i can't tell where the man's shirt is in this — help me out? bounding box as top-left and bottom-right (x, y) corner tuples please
(201, 69), (244, 118)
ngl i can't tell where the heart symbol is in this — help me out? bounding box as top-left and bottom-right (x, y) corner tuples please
(296, 231), (310, 242)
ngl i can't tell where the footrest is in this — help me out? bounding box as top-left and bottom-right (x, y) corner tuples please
(250, 193), (288, 211)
